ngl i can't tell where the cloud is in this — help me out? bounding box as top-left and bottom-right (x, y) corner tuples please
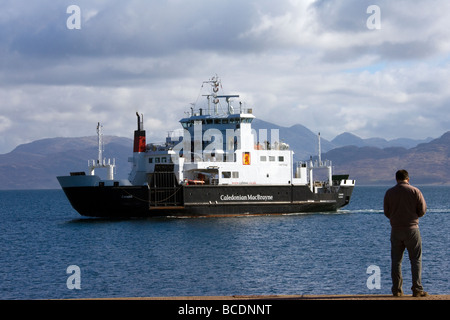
(0, 0), (450, 154)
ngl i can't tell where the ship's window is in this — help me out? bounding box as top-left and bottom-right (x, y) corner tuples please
(222, 154), (236, 163)
(149, 158), (153, 163)
(161, 157), (167, 163)
(269, 156), (275, 162)
(222, 119), (229, 124)
(222, 171), (231, 178)
(206, 119), (213, 125)
(232, 172), (239, 178)
(278, 156), (284, 162)
(155, 157), (160, 163)
(260, 156), (267, 161)
(214, 119), (221, 124)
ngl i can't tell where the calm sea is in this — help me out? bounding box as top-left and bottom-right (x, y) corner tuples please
(0, 186), (448, 300)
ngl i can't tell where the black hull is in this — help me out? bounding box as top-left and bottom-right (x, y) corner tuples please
(60, 184), (354, 218)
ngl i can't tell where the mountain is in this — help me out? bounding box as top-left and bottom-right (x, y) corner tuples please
(332, 132), (366, 147)
(0, 136), (132, 190)
(252, 119), (334, 160)
(253, 120), (430, 159)
(332, 132), (433, 149)
(0, 120), (447, 189)
(324, 131), (450, 185)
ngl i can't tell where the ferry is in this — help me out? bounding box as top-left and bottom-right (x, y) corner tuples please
(57, 76), (355, 217)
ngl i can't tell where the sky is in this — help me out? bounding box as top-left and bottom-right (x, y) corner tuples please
(1, 0), (450, 154)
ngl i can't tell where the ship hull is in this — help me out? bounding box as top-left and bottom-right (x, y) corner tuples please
(59, 183), (354, 218)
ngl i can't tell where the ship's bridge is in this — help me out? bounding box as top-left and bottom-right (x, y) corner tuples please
(179, 95), (255, 132)
(179, 111), (255, 149)
(177, 103), (293, 186)
(180, 111), (255, 129)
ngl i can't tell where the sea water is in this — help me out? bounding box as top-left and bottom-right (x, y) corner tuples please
(0, 186), (448, 299)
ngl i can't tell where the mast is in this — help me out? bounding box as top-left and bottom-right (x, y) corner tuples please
(97, 122), (103, 165)
(88, 122), (115, 180)
(318, 132), (321, 165)
(201, 75), (222, 115)
(309, 132), (332, 192)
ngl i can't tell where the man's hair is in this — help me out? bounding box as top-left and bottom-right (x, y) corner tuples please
(396, 169), (409, 181)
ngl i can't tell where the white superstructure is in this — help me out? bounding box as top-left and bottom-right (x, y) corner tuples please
(126, 76), (354, 193)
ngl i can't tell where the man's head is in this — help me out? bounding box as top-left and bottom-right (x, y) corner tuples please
(396, 169), (410, 182)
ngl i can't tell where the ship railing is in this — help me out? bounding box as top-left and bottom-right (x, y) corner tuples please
(296, 159), (332, 169)
(189, 106), (253, 117)
(147, 143), (174, 152)
(314, 183), (340, 194)
(88, 158), (115, 167)
(254, 141), (290, 151)
(309, 159), (332, 168)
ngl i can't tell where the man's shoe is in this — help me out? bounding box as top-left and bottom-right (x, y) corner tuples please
(392, 291), (403, 297)
(413, 291), (428, 297)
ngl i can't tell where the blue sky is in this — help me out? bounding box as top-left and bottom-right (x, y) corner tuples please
(1, 0), (450, 153)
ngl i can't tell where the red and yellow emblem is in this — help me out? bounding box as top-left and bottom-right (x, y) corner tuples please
(243, 152), (251, 165)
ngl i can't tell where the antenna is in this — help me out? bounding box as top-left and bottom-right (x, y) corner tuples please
(318, 132), (322, 165)
(97, 122), (103, 165)
(89, 122), (116, 180)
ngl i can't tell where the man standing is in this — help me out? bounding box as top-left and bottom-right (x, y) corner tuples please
(384, 169), (428, 297)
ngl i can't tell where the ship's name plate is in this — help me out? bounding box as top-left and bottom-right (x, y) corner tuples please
(220, 194), (274, 201)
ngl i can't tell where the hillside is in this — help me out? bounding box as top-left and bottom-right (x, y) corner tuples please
(332, 132), (433, 149)
(252, 120), (430, 160)
(252, 119), (334, 160)
(0, 121), (447, 189)
(325, 132), (450, 185)
(0, 136), (132, 189)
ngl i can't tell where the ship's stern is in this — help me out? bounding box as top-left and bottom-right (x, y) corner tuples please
(337, 179), (355, 209)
